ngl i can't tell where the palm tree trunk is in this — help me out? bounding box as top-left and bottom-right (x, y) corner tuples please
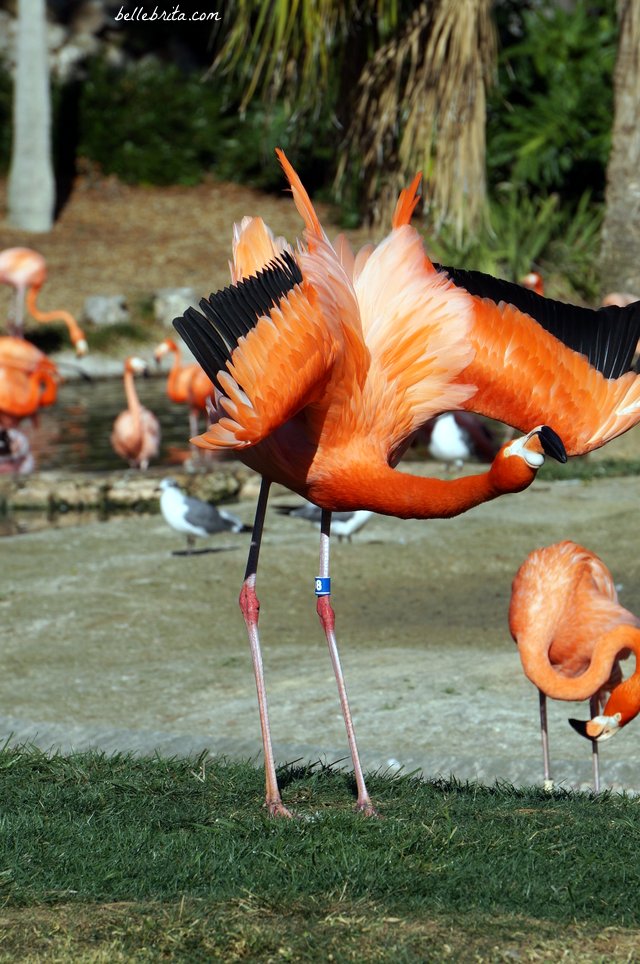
(7, 0), (55, 231)
(599, 0), (640, 294)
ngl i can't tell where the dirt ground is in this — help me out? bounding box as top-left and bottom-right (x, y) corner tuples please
(2, 175), (640, 798)
(2, 471), (640, 796)
(0, 170), (372, 329)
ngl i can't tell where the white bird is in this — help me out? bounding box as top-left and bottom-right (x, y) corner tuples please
(0, 427), (34, 474)
(422, 411), (500, 470)
(159, 477), (248, 553)
(276, 501), (373, 542)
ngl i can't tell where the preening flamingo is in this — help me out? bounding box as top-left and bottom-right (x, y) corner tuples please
(173, 151), (578, 817)
(0, 247), (88, 356)
(110, 356), (160, 469)
(0, 336), (60, 426)
(510, 541), (640, 792)
(154, 337), (214, 437)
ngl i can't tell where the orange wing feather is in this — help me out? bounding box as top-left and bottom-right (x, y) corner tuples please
(193, 281), (339, 450)
(459, 298), (640, 455)
(391, 172), (422, 228)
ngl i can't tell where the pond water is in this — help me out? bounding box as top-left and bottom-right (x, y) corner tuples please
(23, 375), (202, 473)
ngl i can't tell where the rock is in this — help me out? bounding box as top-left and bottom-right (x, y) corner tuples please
(154, 288), (198, 328)
(83, 295), (130, 327)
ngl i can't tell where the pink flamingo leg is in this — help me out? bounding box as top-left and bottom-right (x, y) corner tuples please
(590, 694), (601, 793)
(239, 477), (292, 818)
(539, 689), (553, 790)
(317, 510), (377, 815)
(11, 285), (25, 336)
(188, 408), (200, 440)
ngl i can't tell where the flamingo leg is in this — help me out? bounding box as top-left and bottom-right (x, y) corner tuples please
(316, 510), (377, 816)
(539, 689), (553, 791)
(239, 477), (291, 818)
(11, 286), (25, 336)
(590, 694), (600, 793)
(188, 408), (200, 442)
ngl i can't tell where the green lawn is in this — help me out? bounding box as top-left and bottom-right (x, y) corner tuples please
(1, 747), (639, 961)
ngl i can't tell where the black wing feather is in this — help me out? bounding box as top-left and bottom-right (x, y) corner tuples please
(174, 251), (303, 389)
(436, 264), (640, 379)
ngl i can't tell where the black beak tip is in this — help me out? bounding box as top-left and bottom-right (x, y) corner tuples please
(539, 425), (567, 464)
(568, 717), (592, 740)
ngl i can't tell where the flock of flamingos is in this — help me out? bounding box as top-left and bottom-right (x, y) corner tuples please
(4, 149), (640, 813)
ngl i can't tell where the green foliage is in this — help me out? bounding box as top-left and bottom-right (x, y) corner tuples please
(74, 57), (336, 193)
(77, 59), (226, 185)
(488, 0), (617, 199)
(427, 187), (603, 302)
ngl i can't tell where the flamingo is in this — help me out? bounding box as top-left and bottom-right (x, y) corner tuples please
(154, 337), (214, 437)
(172, 151), (587, 817)
(509, 541), (640, 792)
(0, 247), (88, 356)
(601, 291), (639, 307)
(0, 336), (60, 425)
(110, 356), (161, 469)
(520, 270), (545, 296)
(174, 151), (640, 815)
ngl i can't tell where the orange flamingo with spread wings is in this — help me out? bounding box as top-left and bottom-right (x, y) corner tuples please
(174, 151), (640, 816)
(509, 541), (640, 792)
(154, 337), (214, 437)
(0, 247), (88, 356)
(110, 356), (160, 469)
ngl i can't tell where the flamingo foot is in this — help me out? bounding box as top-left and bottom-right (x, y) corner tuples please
(266, 800), (294, 819)
(355, 799), (380, 818)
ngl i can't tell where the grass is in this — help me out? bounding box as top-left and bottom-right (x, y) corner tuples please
(1, 747), (640, 960)
(539, 456), (640, 481)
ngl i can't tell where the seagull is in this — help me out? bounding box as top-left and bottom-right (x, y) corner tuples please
(276, 501), (373, 542)
(159, 477), (248, 554)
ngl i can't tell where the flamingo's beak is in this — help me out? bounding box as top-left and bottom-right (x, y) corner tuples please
(569, 714), (621, 742)
(534, 426), (567, 463)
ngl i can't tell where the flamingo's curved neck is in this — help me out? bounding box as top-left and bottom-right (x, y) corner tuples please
(25, 286), (86, 347)
(518, 624), (640, 704)
(308, 447), (535, 519)
(124, 370), (142, 434)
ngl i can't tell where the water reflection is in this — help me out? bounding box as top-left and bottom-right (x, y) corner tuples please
(0, 508), (107, 537)
(24, 375), (198, 472)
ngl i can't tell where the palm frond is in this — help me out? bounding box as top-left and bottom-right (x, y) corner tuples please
(337, 0), (496, 235)
(214, 0), (399, 113)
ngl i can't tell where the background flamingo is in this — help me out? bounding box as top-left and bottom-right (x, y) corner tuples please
(110, 356), (160, 469)
(520, 270), (545, 296)
(154, 337), (214, 437)
(174, 151), (578, 817)
(509, 540), (640, 792)
(0, 247), (88, 356)
(0, 336), (60, 426)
